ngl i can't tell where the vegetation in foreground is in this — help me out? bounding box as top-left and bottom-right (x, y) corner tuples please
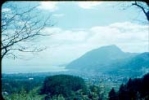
(109, 73), (149, 100)
(2, 73), (149, 100)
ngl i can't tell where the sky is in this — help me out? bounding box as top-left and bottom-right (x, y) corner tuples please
(2, 1), (149, 73)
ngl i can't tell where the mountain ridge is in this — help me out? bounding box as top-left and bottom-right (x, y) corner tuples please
(66, 45), (137, 69)
(66, 45), (148, 76)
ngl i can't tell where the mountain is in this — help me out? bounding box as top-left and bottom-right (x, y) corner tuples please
(66, 45), (149, 77)
(66, 45), (137, 72)
(107, 52), (149, 76)
(126, 52), (149, 69)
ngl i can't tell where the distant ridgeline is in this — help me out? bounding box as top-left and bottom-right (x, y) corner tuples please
(66, 45), (149, 77)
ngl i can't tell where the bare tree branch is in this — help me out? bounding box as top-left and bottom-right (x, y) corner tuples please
(132, 1), (149, 22)
(1, 2), (54, 60)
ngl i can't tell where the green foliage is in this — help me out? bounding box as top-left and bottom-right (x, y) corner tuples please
(88, 85), (104, 100)
(3, 87), (45, 100)
(2, 74), (105, 100)
(40, 74), (87, 98)
(40, 74), (105, 100)
(2, 74), (44, 94)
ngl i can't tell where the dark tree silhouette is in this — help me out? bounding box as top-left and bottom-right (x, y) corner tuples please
(109, 88), (118, 100)
(141, 73), (149, 98)
(109, 73), (149, 100)
(1, 2), (53, 60)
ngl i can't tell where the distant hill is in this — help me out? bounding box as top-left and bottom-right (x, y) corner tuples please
(107, 52), (149, 76)
(66, 45), (149, 76)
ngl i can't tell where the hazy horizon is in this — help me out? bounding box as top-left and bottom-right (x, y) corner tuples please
(2, 44), (148, 74)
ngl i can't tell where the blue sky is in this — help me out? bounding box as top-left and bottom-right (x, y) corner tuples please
(2, 1), (149, 73)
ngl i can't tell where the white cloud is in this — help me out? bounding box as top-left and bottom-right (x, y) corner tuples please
(39, 22), (148, 64)
(77, 1), (103, 9)
(109, 22), (148, 33)
(37, 2), (58, 11)
(2, 8), (11, 12)
(88, 22), (148, 52)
